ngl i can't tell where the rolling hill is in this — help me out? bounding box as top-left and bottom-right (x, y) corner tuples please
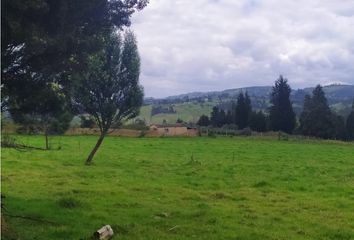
(136, 85), (354, 125)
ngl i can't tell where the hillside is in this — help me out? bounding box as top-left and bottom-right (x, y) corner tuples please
(138, 85), (354, 124)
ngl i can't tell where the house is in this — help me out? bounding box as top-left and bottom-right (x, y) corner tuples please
(149, 123), (197, 136)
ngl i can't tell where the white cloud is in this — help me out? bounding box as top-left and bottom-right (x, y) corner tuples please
(132, 0), (354, 97)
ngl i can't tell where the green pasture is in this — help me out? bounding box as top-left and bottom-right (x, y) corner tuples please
(136, 102), (215, 124)
(1, 135), (354, 239)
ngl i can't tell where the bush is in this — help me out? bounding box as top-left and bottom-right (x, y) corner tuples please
(16, 125), (41, 134)
(123, 118), (148, 131)
(208, 131), (216, 138)
(278, 131), (289, 141)
(138, 130), (146, 138)
(235, 127), (252, 136)
(80, 116), (96, 128)
(222, 124), (238, 130)
(1, 135), (17, 148)
(49, 111), (73, 134)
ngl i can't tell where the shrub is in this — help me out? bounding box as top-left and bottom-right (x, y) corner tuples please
(138, 130), (146, 138)
(124, 119), (148, 131)
(16, 125), (41, 134)
(208, 131), (216, 138)
(278, 131), (289, 141)
(80, 116), (96, 128)
(1, 135), (17, 148)
(236, 127), (252, 136)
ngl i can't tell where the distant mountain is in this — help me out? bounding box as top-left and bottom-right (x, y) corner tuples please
(140, 84), (354, 124)
(160, 84), (354, 101)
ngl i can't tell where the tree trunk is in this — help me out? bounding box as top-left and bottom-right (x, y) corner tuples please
(45, 129), (49, 150)
(85, 133), (105, 165)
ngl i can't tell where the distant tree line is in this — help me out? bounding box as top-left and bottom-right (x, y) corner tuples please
(299, 85), (353, 140)
(146, 86), (353, 118)
(197, 76), (354, 141)
(146, 95), (214, 106)
(197, 91), (267, 132)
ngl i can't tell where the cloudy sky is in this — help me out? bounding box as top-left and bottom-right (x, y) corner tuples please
(131, 0), (354, 98)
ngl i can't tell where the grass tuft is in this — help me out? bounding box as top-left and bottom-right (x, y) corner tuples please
(57, 197), (82, 209)
(253, 181), (270, 188)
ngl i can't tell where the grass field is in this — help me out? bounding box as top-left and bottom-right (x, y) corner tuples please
(136, 102), (215, 124)
(2, 135), (354, 240)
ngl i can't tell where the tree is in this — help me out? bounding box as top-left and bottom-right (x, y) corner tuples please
(9, 80), (71, 149)
(225, 110), (233, 125)
(229, 101), (237, 125)
(210, 106), (228, 127)
(299, 94), (313, 135)
(299, 85), (337, 139)
(2, 0), (148, 77)
(219, 109), (226, 127)
(210, 106), (219, 127)
(2, 0), (148, 116)
(197, 115), (210, 126)
(48, 111), (73, 135)
(176, 118), (184, 124)
(73, 31), (143, 165)
(249, 111), (267, 132)
(346, 100), (354, 140)
(331, 114), (346, 140)
(269, 75), (296, 133)
(235, 92), (252, 129)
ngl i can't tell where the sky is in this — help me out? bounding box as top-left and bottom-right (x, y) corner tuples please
(131, 0), (354, 98)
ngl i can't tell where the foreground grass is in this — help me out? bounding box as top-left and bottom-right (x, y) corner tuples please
(2, 135), (354, 239)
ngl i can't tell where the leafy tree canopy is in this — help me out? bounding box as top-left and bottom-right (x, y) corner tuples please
(1, 0), (148, 109)
(73, 30), (143, 164)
